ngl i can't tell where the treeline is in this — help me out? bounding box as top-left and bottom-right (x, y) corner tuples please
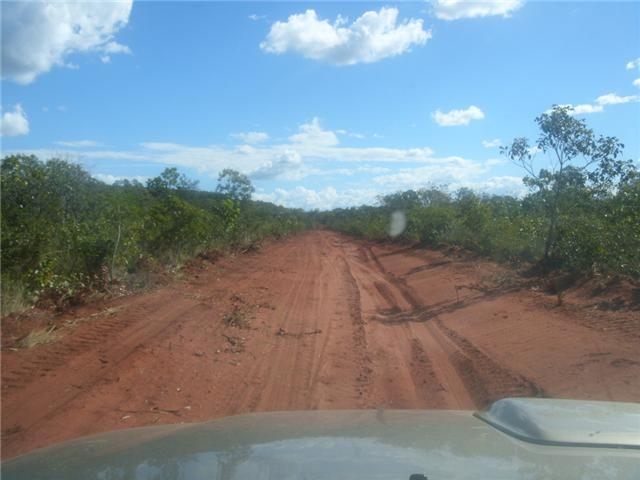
(1, 155), (311, 312)
(2, 108), (638, 312)
(317, 183), (639, 277)
(318, 107), (640, 280)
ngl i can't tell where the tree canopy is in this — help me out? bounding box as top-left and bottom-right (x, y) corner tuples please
(216, 169), (254, 202)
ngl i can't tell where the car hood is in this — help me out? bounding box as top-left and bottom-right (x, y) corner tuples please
(2, 398), (640, 479)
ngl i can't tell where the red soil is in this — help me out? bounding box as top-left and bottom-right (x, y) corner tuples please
(2, 231), (638, 459)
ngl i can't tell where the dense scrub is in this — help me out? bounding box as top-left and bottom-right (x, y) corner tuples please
(1, 155), (311, 313)
(2, 110), (637, 313)
(319, 108), (639, 280)
(318, 183), (639, 279)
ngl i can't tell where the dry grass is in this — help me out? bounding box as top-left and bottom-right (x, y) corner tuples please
(1, 281), (30, 317)
(18, 326), (58, 348)
(223, 306), (252, 328)
(63, 306), (122, 328)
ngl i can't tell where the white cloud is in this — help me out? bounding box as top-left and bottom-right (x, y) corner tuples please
(527, 145), (542, 155)
(432, 105), (485, 126)
(595, 93), (639, 105)
(1, 104), (29, 136)
(549, 103), (603, 115)
(626, 58), (640, 70)
(457, 176), (527, 196)
(1, 1), (133, 84)
(482, 138), (501, 148)
(8, 132), (528, 208)
(55, 140), (102, 148)
(485, 158), (506, 166)
(231, 131), (270, 144)
(100, 40), (132, 63)
(373, 161), (525, 197)
(553, 93), (639, 116)
(102, 41), (132, 55)
(289, 117), (339, 146)
(373, 156), (486, 188)
(260, 8), (431, 65)
(249, 150), (303, 180)
(249, 14), (266, 21)
(93, 173), (147, 185)
(433, 0), (524, 20)
(255, 186), (379, 210)
(634, 78), (640, 88)
(336, 129), (366, 139)
(569, 103), (604, 114)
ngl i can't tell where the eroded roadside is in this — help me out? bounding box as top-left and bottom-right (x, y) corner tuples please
(2, 230), (639, 459)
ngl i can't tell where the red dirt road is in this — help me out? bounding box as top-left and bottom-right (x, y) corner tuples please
(2, 231), (639, 458)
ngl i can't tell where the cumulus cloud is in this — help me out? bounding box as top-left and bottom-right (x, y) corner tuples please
(482, 138), (501, 148)
(289, 117), (339, 146)
(626, 58), (640, 70)
(249, 150), (304, 180)
(595, 93), (639, 105)
(432, 105), (485, 126)
(373, 162), (525, 196)
(260, 8), (431, 65)
(634, 78), (640, 88)
(8, 116), (527, 209)
(433, 0), (524, 20)
(100, 40), (132, 63)
(373, 156), (485, 188)
(1, 1), (133, 84)
(1, 104), (29, 136)
(231, 131), (270, 144)
(554, 93), (639, 116)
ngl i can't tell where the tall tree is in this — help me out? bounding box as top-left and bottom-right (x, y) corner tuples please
(216, 169), (254, 202)
(501, 105), (634, 267)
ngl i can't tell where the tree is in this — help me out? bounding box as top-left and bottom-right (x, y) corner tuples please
(501, 105), (635, 268)
(216, 169), (254, 202)
(146, 167), (198, 196)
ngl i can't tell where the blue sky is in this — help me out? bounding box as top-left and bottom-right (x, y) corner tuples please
(2, 1), (639, 210)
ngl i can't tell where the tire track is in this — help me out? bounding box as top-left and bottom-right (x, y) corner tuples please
(1, 315), (135, 393)
(359, 242), (540, 409)
(433, 318), (546, 407)
(2, 299), (199, 444)
(5, 231), (632, 461)
(342, 257), (374, 405)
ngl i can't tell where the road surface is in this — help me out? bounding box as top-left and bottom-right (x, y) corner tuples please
(2, 230), (639, 458)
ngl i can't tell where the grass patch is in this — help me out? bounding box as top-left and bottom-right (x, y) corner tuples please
(1, 280), (30, 317)
(18, 326), (58, 348)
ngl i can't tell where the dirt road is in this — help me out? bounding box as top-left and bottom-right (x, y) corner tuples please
(2, 231), (639, 458)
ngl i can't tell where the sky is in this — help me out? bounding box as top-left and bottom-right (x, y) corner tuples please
(1, 0), (639, 210)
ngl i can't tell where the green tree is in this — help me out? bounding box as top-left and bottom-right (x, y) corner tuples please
(147, 167), (198, 196)
(501, 105), (635, 268)
(216, 169), (254, 202)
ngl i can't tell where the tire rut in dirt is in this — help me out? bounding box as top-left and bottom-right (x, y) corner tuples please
(2, 301), (198, 442)
(1, 315), (134, 393)
(408, 338), (445, 408)
(364, 245), (424, 310)
(434, 318), (546, 407)
(343, 258), (373, 406)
